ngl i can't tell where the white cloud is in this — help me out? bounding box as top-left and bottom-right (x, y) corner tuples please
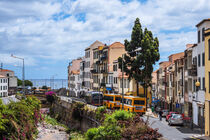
(0, 0), (210, 67)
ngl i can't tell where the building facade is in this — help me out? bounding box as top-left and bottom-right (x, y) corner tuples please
(85, 41), (104, 91)
(0, 75), (8, 97)
(68, 58), (82, 97)
(191, 19), (210, 127)
(204, 27), (210, 136)
(0, 69), (17, 96)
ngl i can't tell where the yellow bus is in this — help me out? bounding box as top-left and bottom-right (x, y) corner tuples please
(121, 96), (146, 113)
(103, 94), (121, 109)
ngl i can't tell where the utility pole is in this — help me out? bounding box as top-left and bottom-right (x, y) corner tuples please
(165, 67), (167, 109)
(11, 54), (25, 97)
(122, 54), (124, 110)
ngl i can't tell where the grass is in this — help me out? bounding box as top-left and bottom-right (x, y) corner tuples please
(42, 114), (69, 130)
(69, 131), (85, 140)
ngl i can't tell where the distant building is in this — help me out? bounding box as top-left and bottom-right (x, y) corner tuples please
(0, 69), (17, 95)
(85, 40), (104, 91)
(0, 75), (8, 97)
(68, 58), (82, 97)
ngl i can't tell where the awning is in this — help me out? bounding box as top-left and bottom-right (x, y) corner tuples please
(106, 87), (112, 91)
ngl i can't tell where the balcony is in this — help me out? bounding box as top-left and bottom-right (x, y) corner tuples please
(90, 69), (97, 73)
(100, 69), (108, 73)
(82, 81), (85, 86)
(100, 55), (107, 61)
(100, 83), (106, 87)
(188, 64), (197, 76)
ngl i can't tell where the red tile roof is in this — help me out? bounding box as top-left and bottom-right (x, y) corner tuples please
(0, 69), (13, 72)
(109, 42), (124, 48)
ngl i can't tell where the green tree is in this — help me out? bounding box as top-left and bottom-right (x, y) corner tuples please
(42, 85), (48, 90)
(17, 79), (33, 86)
(118, 18), (160, 97)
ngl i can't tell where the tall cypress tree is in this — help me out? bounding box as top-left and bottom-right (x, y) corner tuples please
(118, 18), (160, 97)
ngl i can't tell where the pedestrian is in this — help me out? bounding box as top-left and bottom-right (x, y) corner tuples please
(159, 110), (163, 121)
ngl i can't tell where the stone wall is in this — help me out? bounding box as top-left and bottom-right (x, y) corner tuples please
(50, 99), (99, 132)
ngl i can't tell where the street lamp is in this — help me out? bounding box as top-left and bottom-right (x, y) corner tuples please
(11, 54), (25, 97)
(195, 81), (202, 135)
(195, 81), (200, 91)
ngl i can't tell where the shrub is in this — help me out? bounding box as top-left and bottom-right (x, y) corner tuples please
(112, 110), (133, 121)
(95, 106), (106, 120)
(0, 96), (41, 140)
(85, 127), (99, 140)
(72, 102), (84, 121)
(45, 91), (56, 104)
(120, 114), (162, 139)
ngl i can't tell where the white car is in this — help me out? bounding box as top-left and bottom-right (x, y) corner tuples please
(168, 114), (184, 126)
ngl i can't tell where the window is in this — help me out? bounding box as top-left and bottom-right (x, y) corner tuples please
(209, 39), (210, 60)
(202, 28), (205, 41)
(93, 51), (98, 59)
(113, 64), (118, 71)
(85, 51), (90, 58)
(202, 53), (205, 66)
(134, 100), (145, 105)
(198, 30), (200, 43)
(198, 54), (201, 67)
(188, 78), (192, 92)
(203, 77), (205, 91)
(124, 79), (126, 88)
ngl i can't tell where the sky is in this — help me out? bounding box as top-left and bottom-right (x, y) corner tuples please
(0, 0), (210, 79)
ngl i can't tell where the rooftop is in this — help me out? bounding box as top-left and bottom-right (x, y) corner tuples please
(109, 42), (124, 48)
(85, 40), (104, 51)
(196, 18), (210, 27)
(0, 69), (13, 72)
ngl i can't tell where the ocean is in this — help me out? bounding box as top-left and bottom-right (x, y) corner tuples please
(30, 79), (68, 89)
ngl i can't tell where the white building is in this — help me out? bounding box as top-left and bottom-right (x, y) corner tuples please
(0, 75), (8, 97)
(84, 41), (104, 91)
(192, 19), (210, 127)
(0, 69), (17, 95)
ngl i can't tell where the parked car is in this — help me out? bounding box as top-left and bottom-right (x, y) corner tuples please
(168, 114), (184, 126)
(162, 109), (169, 117)
(166, 112), (179, 121)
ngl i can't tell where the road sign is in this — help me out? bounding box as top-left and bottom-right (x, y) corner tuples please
(176, 103), (180, 108)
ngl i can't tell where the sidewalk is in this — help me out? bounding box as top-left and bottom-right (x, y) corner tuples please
(144, 108), (158, 118)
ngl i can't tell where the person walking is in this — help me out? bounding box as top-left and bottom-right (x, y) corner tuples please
(159, 110), (163, 121)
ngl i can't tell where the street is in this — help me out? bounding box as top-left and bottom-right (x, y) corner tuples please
(143, 116), (205, 140)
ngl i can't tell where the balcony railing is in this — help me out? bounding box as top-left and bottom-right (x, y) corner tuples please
(100, 55), (107, 61)
(90, 69), (97, 73)
(188, 64), (197, 76)
(101, 83), (106, 87)
(100, 69), (108, 73)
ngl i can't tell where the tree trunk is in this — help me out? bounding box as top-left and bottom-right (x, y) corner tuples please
(145, 86), (148, 111)
(136, 81), (139, 96)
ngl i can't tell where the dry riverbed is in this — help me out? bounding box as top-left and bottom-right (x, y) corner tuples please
(36, 122), (69, 140)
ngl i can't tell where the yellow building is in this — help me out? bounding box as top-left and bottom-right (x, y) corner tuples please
(205, 28), (210, 136)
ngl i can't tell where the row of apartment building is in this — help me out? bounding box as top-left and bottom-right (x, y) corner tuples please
(67, 41), (152, 100)
(152, 18), (210, 136)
